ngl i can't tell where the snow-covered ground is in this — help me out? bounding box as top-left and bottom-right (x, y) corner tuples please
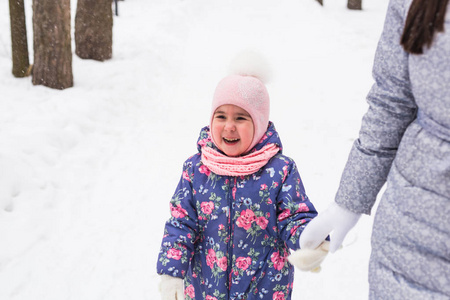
(0, 0), (389, 299)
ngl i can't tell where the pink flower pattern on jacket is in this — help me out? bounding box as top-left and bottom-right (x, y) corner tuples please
(171, 204), (188, 218)
(271, 251), (287, 271)
(167, 248), (182, 260)
(236, 256), (252, 270)
(201, 201), (215, 215)
(236, 209), (256, 230)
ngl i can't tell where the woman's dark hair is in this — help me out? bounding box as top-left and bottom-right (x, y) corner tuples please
(401, 0), (449, 54)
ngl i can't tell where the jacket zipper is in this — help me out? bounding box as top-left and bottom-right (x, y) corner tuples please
(227, 177), (236, 292)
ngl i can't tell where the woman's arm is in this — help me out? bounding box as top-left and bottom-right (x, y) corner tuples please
(335, 0), (417, 215)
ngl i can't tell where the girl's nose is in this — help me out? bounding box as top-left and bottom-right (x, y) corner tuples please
(224, 120), (236, 131)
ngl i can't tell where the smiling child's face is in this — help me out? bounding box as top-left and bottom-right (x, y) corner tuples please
(211, 104), (255, 157)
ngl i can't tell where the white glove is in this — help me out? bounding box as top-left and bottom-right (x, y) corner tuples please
(159, 275), (184, 300)
(300, 202), (361, 253)
(288, 241), (329, 272)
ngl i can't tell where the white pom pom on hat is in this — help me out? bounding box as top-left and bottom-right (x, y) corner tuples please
(211, 50), (272, 153)
(227, 50), (272, 83)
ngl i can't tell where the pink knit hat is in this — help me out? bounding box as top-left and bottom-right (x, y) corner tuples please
(210, 74), (270, 153)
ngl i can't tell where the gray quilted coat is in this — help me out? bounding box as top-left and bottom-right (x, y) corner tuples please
(335, 0), (450, 298)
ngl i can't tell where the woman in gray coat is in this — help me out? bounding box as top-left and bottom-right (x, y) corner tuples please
(300, 0), (450, 298)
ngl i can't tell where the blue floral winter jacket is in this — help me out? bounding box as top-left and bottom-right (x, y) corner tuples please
(157, 122), (318, 300)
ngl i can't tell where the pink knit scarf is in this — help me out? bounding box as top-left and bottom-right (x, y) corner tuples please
(201, 143), (280, 176)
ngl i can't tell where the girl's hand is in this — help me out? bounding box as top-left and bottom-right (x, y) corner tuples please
(300, 202), (361, 253)
(159, 275), (184, 300)
(288, 241), (330, 272)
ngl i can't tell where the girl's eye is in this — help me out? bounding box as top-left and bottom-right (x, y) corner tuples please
(215, 115), (226, 119)
(237, 117), (248, 121)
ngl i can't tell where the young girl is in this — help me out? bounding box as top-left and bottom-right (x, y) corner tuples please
(157, 63), (328, 300)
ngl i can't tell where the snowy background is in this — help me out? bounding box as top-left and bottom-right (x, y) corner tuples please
(0, 0), (390, 299)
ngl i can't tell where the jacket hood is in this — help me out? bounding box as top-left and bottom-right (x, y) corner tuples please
(196, 121), (283, 155)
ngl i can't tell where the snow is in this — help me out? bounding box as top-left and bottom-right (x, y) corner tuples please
(0, 0), (389, 299)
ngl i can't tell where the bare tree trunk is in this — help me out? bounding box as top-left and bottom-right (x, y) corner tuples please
(348, 0), (362, 10)
(9, 0), (30, 77)
(75, 0), (113, 61)
(32, 0), (73, 89)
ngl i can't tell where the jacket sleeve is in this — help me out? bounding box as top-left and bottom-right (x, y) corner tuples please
(156, 158), (199, 279)
(335, 0), (418, 215)
(277, 160), (318, 250)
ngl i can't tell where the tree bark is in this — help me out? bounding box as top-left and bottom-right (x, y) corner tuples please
(75, 0), (113, 61)
(32, 0), (73, 89)
(348, 0), (362, 10)
(9, 0), (30, 77)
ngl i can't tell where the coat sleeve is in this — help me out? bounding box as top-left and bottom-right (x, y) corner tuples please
(276, 160), (318, 250)
(156, 158), (199, 279)
(335, 0), (418, 215)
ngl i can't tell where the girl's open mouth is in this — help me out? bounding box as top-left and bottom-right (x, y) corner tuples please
(223, 137), (239, 145)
